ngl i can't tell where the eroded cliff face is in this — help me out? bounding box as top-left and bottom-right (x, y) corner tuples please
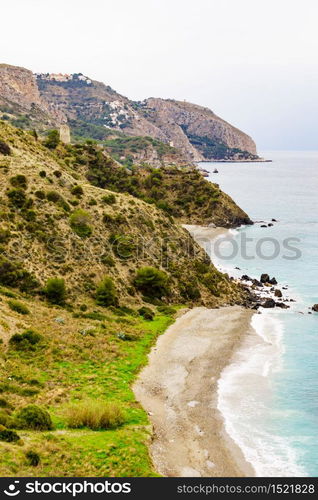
(0, 64), (42, 110)
(0, 64), (65, 125)
(0, 64), (258, 161)
(138, 98), (257, 159)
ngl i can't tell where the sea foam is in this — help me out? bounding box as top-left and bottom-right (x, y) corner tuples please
(217, 311), (307, 477)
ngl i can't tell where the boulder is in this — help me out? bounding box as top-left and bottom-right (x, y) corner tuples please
(241, 275), (252, 281)
(269, 277), (278, 285)
(274, 289), (282, 298)
(260, 224), (267, 228)
(252, 279), (263, 287)
(312, 304), (318, 312)
(271, 218), (277, 222)
(275, 302), (289, 309)
(268, 223), (274, 227)
(262, 298), (276, 308)
(260, 273), (270, 283)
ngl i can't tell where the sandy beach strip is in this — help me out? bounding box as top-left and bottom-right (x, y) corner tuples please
(133, 306), (255, 477)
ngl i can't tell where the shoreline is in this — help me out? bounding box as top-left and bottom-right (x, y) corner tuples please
(133, 306), (255, 477)
(198, 159), (272, 163)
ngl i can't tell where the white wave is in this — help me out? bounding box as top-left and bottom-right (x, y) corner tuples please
(217, 312), (307, 477)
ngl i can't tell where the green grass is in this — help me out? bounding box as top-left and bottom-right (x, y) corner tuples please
(0, 301), (174, 477)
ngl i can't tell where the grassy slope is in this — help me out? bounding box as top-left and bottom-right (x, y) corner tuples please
(0, 287), (173, 476)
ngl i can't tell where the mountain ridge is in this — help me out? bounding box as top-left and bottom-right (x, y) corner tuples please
(0, 64), (259, 163)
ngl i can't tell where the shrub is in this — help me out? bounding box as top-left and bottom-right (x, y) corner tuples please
(138, 306), (154, 320)
(0, 140), (11, 156)
(179, 280), (201, 300)
(39, 170), (46, 178)
(0, 256), (39, 292)
(46, 190), (61, 203)
(0, 425), (20, 443)
(66, 400), (125, 430)
(35, 190), (46, 200)
(25, 450), (41, 466)
(0, 410), (11, 427)
(7, 188), (26, 208)
(157, 305), (177, 315)
(0, 228), (10, 243)
(8, 299), (30, 315)
(71, 185), (84, 197)
(44, 278), (66, 305)
(0, 398), (10, 408)
(134, 266), (169, 298)
(101, 194), (116, 205)
(96, 276), (118, 307)
(14, 405), (53, 430)
(10, 174), (28, 189)
(109, 234), (135, 259)
(70, 209), (92, 238)
(9, 330), (42, 351)
(43, 129), (59, 149)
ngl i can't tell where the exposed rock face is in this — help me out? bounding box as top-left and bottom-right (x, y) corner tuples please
(0, 65), (259, 162)
(0, 64), (42, 111)
(136, 98), (257, 161)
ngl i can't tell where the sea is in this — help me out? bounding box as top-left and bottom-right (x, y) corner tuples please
(199, 152), (318, 477)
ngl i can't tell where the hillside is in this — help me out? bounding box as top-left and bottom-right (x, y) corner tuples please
(0, 64), (259, 163)
(0, 121), (252, 476)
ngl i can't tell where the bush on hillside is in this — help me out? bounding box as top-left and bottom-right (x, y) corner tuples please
(134, 266), (169, 298)
(70, 185), (84, 197)
(0, 256), (39, 292)
(0, 140), (11, 156)
(46, 190), (61, 203)
(25, 450), (41, 466)
(0, 425), (20, 443)
(10, 174), (27, 189)
(101, 194), (116, 205)
(43, 278), (66, 305)
(7, 188), (27, 208)
(138, 306), (154, 320)
(96, 276), (118, 307)
(14, 405), (53, 430)
(8, 299), (30, 315)
(0, 228), (11, 243)
(66, 400), (125, 430)
(70, 209), (92, 238)
(9, 330), (42, 351)
(43, 129), (59, 150)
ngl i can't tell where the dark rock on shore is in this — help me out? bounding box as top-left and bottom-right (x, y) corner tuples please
(260, 224), (267, 228)
(275, 289), (283, 298)
(262, 298), (276, 308)
(260, 274), (277, 285)
(241, 274), (252, 281)
(252, 279), (263, 287)
(312, 304), (318, 312)
(275, 302), (290, 309)
(260, 273), (270, 283)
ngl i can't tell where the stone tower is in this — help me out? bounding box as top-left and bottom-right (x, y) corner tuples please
(59, 124), (71, 144)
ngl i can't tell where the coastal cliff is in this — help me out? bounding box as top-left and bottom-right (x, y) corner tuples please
(0, 64), (259, 163)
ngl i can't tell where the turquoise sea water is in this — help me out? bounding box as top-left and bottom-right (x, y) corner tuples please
(200, 152), (318, 477)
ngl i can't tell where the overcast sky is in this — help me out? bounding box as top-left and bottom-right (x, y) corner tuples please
(2, 0), (318, 150)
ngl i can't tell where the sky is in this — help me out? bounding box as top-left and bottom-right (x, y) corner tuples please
(2, 0), (318, 150)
